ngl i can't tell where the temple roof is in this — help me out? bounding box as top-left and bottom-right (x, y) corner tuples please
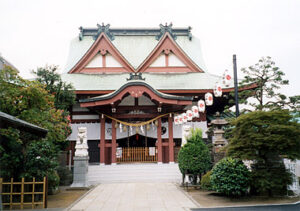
(61, 72), (235, 91)
(64, 25), (207, 72)
(80, 80), (193, 104)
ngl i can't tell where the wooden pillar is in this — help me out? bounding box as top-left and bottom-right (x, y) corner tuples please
(168, 114), (174, 163)
(111, 119), (117, 165)
(100, 115), (105, 165)
(157, 118), (162, 164)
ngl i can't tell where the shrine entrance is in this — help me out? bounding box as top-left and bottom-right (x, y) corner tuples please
(116, 135), (157, 163)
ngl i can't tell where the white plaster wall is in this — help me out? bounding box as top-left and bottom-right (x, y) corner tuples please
(68, 123), (100, 140)
(72, 104), (89, 112)
(67, 121), (208, 141)
(106, 53), (122, 67)
(85, 53), (102, 68)
(150, 53), (165, 67)
(169, 53), (186, 67)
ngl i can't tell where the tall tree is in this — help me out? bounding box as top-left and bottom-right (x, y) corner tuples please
(32, 65), (75, 113)
(227, 110), (300, 196)
(235, 56), (299, 111)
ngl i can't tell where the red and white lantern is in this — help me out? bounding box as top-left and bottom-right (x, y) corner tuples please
(186, 110), (193, 121)
(198, 100), (206, 112)
(223, 69), (232, 87)
(192, 105), (199, 117)
(178, 115), (183, 124)
(205, 93), (213, 106)
(174, 116), (179, 125)
(214, 82), (222, 97)
(182, 113), (188, 123)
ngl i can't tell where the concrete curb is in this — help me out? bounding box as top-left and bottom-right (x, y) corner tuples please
(175, 183), (203, 209)
(65, 185), (97, 211)
(190, 200), (300, 210)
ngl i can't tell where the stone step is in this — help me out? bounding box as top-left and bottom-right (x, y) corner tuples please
(87, 163), (182, 184)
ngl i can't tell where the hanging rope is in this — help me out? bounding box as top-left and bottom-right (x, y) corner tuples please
(98, 112), (172, 127)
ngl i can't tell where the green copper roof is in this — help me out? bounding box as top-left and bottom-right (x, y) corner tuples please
(64, 27), (207, 72)
(61, 72), (235, 91)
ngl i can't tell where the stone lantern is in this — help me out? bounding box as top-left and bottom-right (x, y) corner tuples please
(211, 112), (228, 163)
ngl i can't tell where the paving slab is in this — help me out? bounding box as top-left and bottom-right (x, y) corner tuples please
(68, 183), (199, 211)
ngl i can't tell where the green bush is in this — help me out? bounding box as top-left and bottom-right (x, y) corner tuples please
(250, 158), (292, 196)
(178, 128), (211, 183)
(201, 171), (212, 190)
(22, 141), (59, 190)
(57, 166), (73, 186)
(211, 157), (250, 197)
(48, 170), (60, 194)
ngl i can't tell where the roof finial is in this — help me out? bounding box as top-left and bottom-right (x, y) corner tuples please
(94, 23), (114, 41)
(156, 22), (176, 41)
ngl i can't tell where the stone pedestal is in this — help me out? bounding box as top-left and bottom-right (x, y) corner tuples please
(71, 156), (90, 188)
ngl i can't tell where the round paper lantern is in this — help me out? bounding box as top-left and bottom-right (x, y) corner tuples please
(214, 82), (222, 97)
(223, 69), (232, 87)
(186, 110), (193, 121)
(178, 115), (183, 125)
(198, 100), (206, 112)
(174, 116), (179, 125)
(205, 93), (213, 106)
(182, 113), (188, 123)
(192, 105), (199, 117)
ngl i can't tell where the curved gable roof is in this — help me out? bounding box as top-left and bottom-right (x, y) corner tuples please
(79, 80), (194, 107)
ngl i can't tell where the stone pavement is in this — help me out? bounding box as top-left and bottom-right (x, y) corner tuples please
(68, 183), (199, 211)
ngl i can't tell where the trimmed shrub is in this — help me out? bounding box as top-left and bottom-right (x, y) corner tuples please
(201, 171), (212, 190)
(178, 128), (211, 183)
(211, 157), (250, 197)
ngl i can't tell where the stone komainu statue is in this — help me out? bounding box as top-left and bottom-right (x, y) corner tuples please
(181, 125), (191, 147)
(75, 127), (89, 157)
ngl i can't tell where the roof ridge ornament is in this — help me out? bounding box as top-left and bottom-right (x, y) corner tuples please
(127, 73), (145, 81)
(93, 23), (115, 41)
(156, 23), (177, 41)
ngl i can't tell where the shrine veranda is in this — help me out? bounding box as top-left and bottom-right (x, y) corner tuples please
(62, 24), (255, 165)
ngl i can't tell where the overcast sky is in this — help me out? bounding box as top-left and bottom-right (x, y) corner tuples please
(0, 0), (299, 96)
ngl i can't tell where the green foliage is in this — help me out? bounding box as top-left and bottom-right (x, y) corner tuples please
(178, 129), (211, 176)
(47, 171), (60, 194)
(227, 56), (299, 112)
(227, 110), (300, 161)
(201, 171), (212, 190)
(0, 66), (71, 149)
(0, 66), (71, 188)
(57, 166), (73, 186)
(227, 110), (300, 196)
(211, 157), (250, 197)
(32, 65), (75, 112)
(22, 141), (58, 178)
(0, 128), (23, 179)
(250, 159), (292, 196)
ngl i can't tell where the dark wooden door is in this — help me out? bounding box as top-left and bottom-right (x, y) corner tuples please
(88, 140), (100, 163)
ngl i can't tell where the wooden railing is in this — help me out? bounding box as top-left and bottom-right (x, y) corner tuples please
(0, 177), (47, 210)
(116, 147), (157, 163)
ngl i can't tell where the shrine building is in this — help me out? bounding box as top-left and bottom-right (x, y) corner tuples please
(61, 24), (254, 165)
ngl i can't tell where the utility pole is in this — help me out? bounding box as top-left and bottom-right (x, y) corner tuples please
(233, 54), (240, 117)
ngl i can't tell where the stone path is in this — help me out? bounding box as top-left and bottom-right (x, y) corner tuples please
(68, 183), (199, 211)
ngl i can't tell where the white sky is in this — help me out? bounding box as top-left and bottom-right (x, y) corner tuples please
(0, 0), (299, 96)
